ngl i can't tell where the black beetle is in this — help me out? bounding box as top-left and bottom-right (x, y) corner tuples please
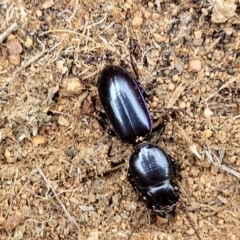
(98, 65), (152, 144)
(128, 142), (179, 218)
(97, 64), (179, 219)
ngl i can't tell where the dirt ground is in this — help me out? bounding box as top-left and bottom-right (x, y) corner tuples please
(0, 0), (240, 239)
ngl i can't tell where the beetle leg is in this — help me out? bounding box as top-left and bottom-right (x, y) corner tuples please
(152, 120), (168, 134)
(127, 169), (140, 194)
(149, 120), (168, 143)
(94, 110), (117, 137)
(127, 169), (134, 186)
(169, 156), (182, 179)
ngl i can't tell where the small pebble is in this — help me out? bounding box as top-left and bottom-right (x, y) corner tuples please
(66, 78), (83, 94)
(201, 8), (208, 16)
(175, 59), (183, 74)
(124, 3), (132, 9)
(7, 41), (23, 55)
(24, 36), (33, 48)
(36, 10), (42, 17)
(189, 59), (202, 72)
(132, 14), (143, 26)
(168, 83), (175, 91)
(4, 212), (22, 232)
(204, 107), (213, 118)
(224, 27), (233, 35)
(58, 116), (70, 127)
(144, 11), (151, 18)
(218, 219), (224, 225)
(217, 195), (228, 205)
(194, 30), (202, 39)
(56, 60), (68, 74)
(186, 228), (195, 235)
(125, 0), (133, 6)
(32, 135), (46, 146)
(69, 197), (79, 205)
(227, 68), (235, 75)
(152, 13), (160, 20)
(42, 0), (54, 9)
(193, 37), (204, 46)
(205, 182), (211, 188)
(153, 33), (168, 43)
(148, 2), (154, 8)
(9, 55), (21, 66)
(151, 101), (158, 108)
(198, 220), (204, 228)
(179, 101), (186, 109)
(4, 150), (11, 159)
(231, 235), (238, 240)
(172, 75), (179, 81)
(204, 129), (213, 138)
(120, 174), (126, 181)
(21, 194), (27, 200)
(205, 71), (210, 77)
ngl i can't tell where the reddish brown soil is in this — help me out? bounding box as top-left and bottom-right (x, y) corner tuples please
(0, 1), (240, 240)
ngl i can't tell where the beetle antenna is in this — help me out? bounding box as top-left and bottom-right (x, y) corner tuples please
(128, 208), (147, 240)
(180, 201), (202, 240)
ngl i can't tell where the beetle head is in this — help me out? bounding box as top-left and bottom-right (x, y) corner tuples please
(146, 180), (179, 218)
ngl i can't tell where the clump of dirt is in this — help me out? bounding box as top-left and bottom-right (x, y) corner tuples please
(0, 1), (239, 239)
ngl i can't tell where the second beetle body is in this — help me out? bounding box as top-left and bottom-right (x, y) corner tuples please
(128, 143), (179, 218)
(98, 65), (152, 144)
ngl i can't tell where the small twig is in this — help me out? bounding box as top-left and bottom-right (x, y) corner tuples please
(50, 110), (70, 116)
(156, 0), (161, 11)
(0, 22), (18, 43)
(205, 75), (239, 103)
(0, 70), (7, 75)
(174, 122), (202, 160)
(166, 83), (186, 108)
(187, 203), (219, 212)
(10, 38), (63, 82)
(82, 69), (102, 80)
(202, 219), (219, 232)
(39, 29), (97, 44)
(12, 39), (46, 77)
(54, 188), (87, 198)
(69, 0), (78, 20)
(73, 91), (89, 110)
(177, 179), (191, 202)
(24, 216), (53, 225)
(87, 12), (108, 29)
(203, 37), (221, 55)
(103, 163), (125, 174)
(173, 12), (192, 41)
(36, 165), (80, 231)
(205, 143), (240, 179)
(234, 115), (240, 120)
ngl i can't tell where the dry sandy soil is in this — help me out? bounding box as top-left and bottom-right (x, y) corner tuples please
(0, 0), (240, 239)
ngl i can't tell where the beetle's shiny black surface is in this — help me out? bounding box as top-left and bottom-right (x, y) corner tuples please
(128, 143), (179, 218)
(98, 65), (152, 144)
(98, 64), (180, 218)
